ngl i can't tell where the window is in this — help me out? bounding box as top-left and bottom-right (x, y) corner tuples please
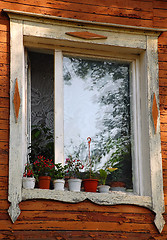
(29, 51), (133, 189)
(5, 9), (165, 232)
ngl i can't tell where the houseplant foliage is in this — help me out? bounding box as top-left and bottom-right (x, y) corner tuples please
(33, 155), (55, 189)
(98, 168), (117, 193)
(102, 137), (132, 189)
(29, 124), (54, 162)
(22, 162), (36, 189)
(65, 156), (84, 192)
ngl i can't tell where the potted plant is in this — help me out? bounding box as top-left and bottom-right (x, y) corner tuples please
(22, 162), (36, 189)
(83, 137), (99, 192)
(33, 155), (55, 189)
(104, 138), (133, 191)
(65, 156), (84, 192)
(98, 169), (110, 193)
(109, 168), (126, 191)
(52, 163), (67, 191)
(98, 168), (118, 193)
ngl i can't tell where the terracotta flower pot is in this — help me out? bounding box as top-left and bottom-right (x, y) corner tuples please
(110, 181), (126, 192)
(39, 176), (51, 189)
(83, 179), (98, 192)
(110, 181), (125, 188)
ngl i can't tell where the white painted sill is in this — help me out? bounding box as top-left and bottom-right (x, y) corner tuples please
(22, 188), (152, 209)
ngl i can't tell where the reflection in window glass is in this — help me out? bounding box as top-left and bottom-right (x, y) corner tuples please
(64, 57), (132, 188)
(30, 52), (54, 160)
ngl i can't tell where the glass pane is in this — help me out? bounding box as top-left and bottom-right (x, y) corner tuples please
(63, 56), (132, 188)
(30, 52), (54, 160)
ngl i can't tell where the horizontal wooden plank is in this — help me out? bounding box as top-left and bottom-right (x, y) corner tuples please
(0, 190), (8, 199)
(0, 0), (154, 13)
(0, 108), (9, 120)
(0, 219), (157, 233)
(159, 78), (167, 87)
(0, 64), (9, 76)
(153, 8), (167, 18)
(19, 210), (154, 224)
(0, 0), (153, 11)
(158, 53), (167, 62)
(153, 1), (167, 9)
(0, 231), (15, 240)
(0, 141), (9, 166)
(0, 200), (9, 210)
(0, 230), (161, 240)
(0, 129), (9, 142)
(159, 132), (167, 142)
(0, 115), (9, 130)
(159, 59), (167, 70)
(153, 17), (167, 28)
(0, 98), (9, 108)
(0, 165), (8, 177)
(159, 87), (167, 95)
(0, 42), (9, 53)
(159, 62), (167, 71)
(20, 200), (152, 213)
(0, 211), (10, 220)
(0, 141), (8, 152)
(159, 70), (167, 79)
(160, 94), (167, 106)
(160, 123), (167, 132)
(0, 1), (153, 27)
(158, 47), (167, 55)
(0, 18), (9, 32)
(0, 30), (9, 43)
(0, 51), (9, 65)
(0, 152), (8, 165)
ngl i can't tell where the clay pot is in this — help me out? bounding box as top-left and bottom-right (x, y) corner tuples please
(110, 181), (126, 192)
(83, 179), (98, 192)
(39, 176), (51, 189)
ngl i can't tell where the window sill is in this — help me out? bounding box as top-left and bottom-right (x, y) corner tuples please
(22, 188), (152, 209)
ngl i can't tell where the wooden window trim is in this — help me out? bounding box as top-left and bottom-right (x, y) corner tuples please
(4, 9), (165, 233)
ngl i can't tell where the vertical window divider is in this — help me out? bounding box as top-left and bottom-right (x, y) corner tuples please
(54, 50), (64, 165)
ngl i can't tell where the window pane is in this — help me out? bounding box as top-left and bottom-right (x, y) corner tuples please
(63, 56), (132, 188)
(30, 52), (54, 160)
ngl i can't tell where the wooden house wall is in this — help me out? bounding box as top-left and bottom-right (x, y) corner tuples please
(0, 0), (167, 239)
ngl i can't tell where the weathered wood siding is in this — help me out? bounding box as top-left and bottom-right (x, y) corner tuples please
(0, 0), (167, 239)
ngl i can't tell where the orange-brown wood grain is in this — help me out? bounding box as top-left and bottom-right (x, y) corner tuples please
(0, 0), (153, 27)
(0, 63), (9, 76)
(0, 219), (157, 233)
(0, 230), (161, 240)
(19, 200), (152, 213)
(0, 190), (7, 199)
(18, 209), (154, 224)
(0, 164), (8, 176)
(0, 200), (9, 209)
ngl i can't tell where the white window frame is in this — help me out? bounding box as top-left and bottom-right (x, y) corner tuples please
(4, 9), (165, 233)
